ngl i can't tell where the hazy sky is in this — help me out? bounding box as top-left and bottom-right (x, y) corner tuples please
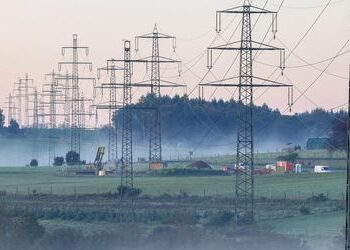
(0, 0), (348, 125)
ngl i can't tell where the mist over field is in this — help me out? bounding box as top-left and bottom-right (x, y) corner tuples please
(0, 95), (343, 166)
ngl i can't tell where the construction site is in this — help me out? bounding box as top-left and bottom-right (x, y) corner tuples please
(0, 0), (349, 249)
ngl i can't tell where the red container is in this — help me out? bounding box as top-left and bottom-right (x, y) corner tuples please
(276, 161), (294, 172)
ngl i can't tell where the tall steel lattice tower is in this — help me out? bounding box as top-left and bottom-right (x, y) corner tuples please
(121, 40), (133, 189)
(345, 63), (350, 250)
(64, 71), (71, 128)
(14, 78), (23, 126)
(108, 64), (118, 162)
(6, 94), (15, 125)
(96, 60), (123, 162)
(202, 2), (290, 225)
(149, 25), (162, 164)
(22, 73), (34, 127)
(135, 25), (178, 165)
(59, 34), (92, 155)
(33, 87), (39, 129)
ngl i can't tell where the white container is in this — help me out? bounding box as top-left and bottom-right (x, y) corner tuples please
(314, 165), (332, 173)
(265, 164), (276, 171)
(294, 164), (302, 173)
(98, 170), (106, 176)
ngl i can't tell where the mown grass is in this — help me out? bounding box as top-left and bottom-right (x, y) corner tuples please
(0, 167), (346, 199)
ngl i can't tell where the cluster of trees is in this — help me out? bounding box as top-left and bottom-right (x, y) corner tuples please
(115, 94), (347, 149)
(0, 109), (20, 134)
(328, 112), (347, 150)
(0, 96), (347, 151)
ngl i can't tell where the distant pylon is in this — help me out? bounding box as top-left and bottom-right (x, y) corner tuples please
(59, 34), (93, 155)
(121, 40), (133, 189)
(14, 78), (23, 126)
(33, 87), (39, 129)
(21, 73), (34, 127)
(135, 25), (179, 165)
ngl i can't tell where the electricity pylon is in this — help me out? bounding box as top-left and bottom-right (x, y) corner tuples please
(5, 93), (16, 125)
(21, 74), (34, 127)
(58, 34), (93, 155)
(96, 60), (124, 162)
(14, 78), (23, 126)
(119, 40), (133, 189)
(201, 2), (291, 225)
(32, 87), (39, 129)
(135, 25), (182, 166)
(41, 71), (64, 129)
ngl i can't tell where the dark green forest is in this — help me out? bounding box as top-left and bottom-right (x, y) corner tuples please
(117, 94), (347, 150)
(0, 95), (346, 151)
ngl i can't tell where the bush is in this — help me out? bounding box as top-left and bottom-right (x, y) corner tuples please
(30, 159), (38, 167)
(205, 211), (234, 226)
(65, 151), (80, 166)
(277, 153), (299, 162)
(53, 156), (64, 166)
(299, 206), (311, 215)
(14, 213), (45, 243)
(117, 185), (142, 198)
(150, 168), (228, 177)
(40, 228), (83, 250)
(307, 193), (328, 202)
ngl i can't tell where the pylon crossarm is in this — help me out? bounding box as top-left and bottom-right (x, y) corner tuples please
(56, 76), (95, 80)
(136, 33), (175, 39)
(200, 76), (291, 88)
(209, 41), (283, 51)
(134, 79), (185, 87)
(217, 5), (277, 14)
(137, 55), (180, 63)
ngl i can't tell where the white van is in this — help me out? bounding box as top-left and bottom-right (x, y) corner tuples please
(314, 165), (332, 173)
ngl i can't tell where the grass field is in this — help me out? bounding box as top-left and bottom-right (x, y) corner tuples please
(0, 166), (346, 250)
(0, 167), (346, 199)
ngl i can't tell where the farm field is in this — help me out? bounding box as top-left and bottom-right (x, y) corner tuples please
(0, 166), (347, 250)
(0, 167), (346, 199)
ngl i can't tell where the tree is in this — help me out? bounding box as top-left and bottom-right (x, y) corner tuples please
(13, 214), (45, 244)
(30, 159), (38, 167)
(8, 119), (20, 134)
(65, 151), (80, 166)
(328, 114), (347, 151)
(0, 109), (5, 129)
(53, 156), (64, 166)
(277, 153), (299, 162)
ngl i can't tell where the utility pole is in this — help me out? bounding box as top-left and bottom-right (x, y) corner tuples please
(14, 79), (23, 126)
(345, 62), (350, 250)
(19, 74), (34, 128)
(96, 60), (124, 162)
(201, 1), (290, 225)
(5, 93), (15, 125)
(41, 71), (65, 165)
(121, 40), (133, 189)
(59, 34), (93, 155)
(99, 40), (183, 190)
(32, 87), (39, 129)
(41, 71), (64, 129)
(135, 25), (182, 167)
(64, 71), (71, 128)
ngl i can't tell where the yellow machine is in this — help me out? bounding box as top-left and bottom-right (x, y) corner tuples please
(94, 146), (105, 175)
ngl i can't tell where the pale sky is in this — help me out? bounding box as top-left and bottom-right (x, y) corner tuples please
(0, 0), (348, 125)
